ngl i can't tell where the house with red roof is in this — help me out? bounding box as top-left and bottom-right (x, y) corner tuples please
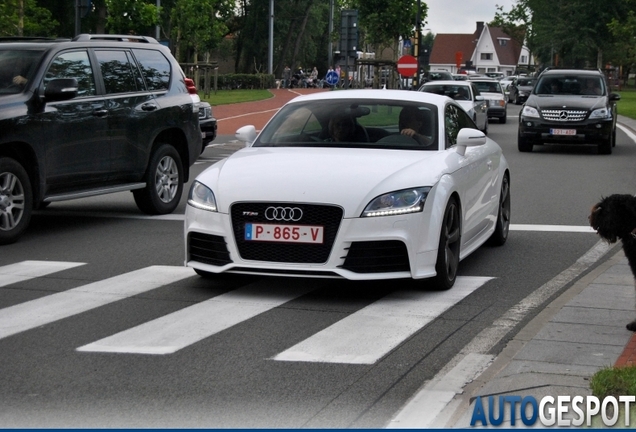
(429, 22), (533, 76)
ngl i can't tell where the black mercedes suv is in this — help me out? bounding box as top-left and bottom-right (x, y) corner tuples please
(0, 34), (202, 244)
(517, 69), (620, 154)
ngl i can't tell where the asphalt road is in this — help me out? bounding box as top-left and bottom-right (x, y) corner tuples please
(0, 103), (632, 428)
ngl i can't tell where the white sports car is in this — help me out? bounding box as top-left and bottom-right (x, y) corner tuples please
(184, 90), (510, 290)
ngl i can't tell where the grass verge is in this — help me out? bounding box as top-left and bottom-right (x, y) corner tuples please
(200, 89), (273, 106)
(589, 365), (636, 427)
(617, 87), (636, 120)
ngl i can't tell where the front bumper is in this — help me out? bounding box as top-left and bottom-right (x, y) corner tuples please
(487, 106), (507, 118)
(184, 203), (439, 281)
(519, 117), (613, 145)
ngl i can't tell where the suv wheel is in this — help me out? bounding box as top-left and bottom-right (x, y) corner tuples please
(133, 143), (184, 214)
(518, 131), (533, 152)
(0, 158), (33, 245)
(598, 134), (613, 155)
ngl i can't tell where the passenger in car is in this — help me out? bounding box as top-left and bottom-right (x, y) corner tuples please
(328, 114), (357, 142)
(399, 106), (433, 146)
(581, 79), (601, 95)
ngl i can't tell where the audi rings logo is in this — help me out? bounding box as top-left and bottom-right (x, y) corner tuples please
(264, 206), (303, 222)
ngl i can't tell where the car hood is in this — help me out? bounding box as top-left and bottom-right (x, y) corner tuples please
(516, 85), (534, 91)
(528, 94), (607, 111)
(196, 147), (452, 216)
(480, 92), (504, 99)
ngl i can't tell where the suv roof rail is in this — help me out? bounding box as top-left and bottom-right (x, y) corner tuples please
(72, 34), (159, 44)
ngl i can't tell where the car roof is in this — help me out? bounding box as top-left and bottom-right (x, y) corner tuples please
(540, 68), (603, 77)
(422, 80), (471, 86)
(287, 89), (451, 105)
(0, 34), (161, 50)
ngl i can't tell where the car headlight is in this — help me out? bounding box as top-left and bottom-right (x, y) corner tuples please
(521, 105), (540, 118)
(187, 181), (217, 212)
(362, 187), (431, 217)
(589, 107), (611, 120)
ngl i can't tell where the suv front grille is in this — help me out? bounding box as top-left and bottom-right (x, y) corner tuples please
(341, 240), (410, 273)
(541, 109), (587, 122)
(231, 202), (343, 264)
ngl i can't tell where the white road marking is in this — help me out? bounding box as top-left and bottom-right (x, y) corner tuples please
(273, 276), (493, 364)
(0, 260), (85, 288)
(77, 284), (315, 355)
(0, 266), (194, 340)
(510, 224), (596, 233)
(617, 123), (636, 142)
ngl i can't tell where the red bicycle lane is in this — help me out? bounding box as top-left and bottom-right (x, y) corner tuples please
(212, 88), (329, 135)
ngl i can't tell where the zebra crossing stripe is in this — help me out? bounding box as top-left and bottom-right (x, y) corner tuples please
(273, 276), (493, 364)
(0, 260), (85, 288)
(0, 266), (194, 340)
(77, 284), (315, 355)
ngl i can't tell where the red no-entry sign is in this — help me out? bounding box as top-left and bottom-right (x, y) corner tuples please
(397, 55), (418, 78)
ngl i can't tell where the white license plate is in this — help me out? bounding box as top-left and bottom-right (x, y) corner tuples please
(550, 128), (576, 136)
(245, 223), (324, 244)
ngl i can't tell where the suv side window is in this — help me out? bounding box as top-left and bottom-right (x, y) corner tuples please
(45, 50), (96, 96)
(445, 104), (476, 148)
(95, 50), (144, 94)
(132, 49), (171, 91)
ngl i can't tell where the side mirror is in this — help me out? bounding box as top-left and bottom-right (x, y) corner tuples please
(235, 125), (257, 147)
(455, 128), (487, 156)
(44, 78), (78, 102)
(609, 93), (621, 101)
(475, 95), (485, 101)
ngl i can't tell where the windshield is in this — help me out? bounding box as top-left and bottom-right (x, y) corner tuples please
(517, 78), (536, 87)
(535, 75), (605, 96)
(421, 84), (471, 101)
(473, 81), (502, 93)
(255, 99), (439, 150)
(0, 49), (44, 95)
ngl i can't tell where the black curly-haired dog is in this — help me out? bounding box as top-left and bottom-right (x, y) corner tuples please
(589, 194), (636, 331)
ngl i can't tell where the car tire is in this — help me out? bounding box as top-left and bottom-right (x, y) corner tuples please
(598, 135), (612, 155)
(488, 173), (510, 246)
(432, 197), (461, 291)
(133, 143), (184, 215)
(0, 157), (33, 245)
(612, 128), (616, 147)
(518, 132), (533, 152)
(499, 114), (507, 124)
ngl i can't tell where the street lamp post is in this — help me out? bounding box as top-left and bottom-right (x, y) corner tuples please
(413, 0), (421, 89)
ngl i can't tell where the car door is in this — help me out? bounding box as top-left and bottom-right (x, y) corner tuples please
(444, 103), (496, 249)
(36, 49), (111, 192)
(93, 48), (156, 182)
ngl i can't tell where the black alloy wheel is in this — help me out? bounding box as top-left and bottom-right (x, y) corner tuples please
(432, 197), (461, 290)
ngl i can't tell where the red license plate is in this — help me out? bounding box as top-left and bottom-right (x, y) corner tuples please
(245, 223), (324, 244)
(550, 128), (576, 136)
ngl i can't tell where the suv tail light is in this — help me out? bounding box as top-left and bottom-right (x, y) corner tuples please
(185, 78), (198, 95)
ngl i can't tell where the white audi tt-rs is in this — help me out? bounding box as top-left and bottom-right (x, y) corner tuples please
(184, 90), (510, 290)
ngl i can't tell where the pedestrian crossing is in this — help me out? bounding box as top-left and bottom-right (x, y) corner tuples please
(0, 261), (493, 364)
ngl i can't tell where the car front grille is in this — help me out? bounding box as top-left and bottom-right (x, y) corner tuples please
(188, 232), (233, 266)
(541, 109), (587, 122)
(341, 240), (410, 273)
(230, 202), (343, 264)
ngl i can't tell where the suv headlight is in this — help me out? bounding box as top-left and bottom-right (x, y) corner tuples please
(589, 107), (611, 120)
(521, 105), (540, 118)
(188, 181), (217, 212)
(362, 187), (431, 217)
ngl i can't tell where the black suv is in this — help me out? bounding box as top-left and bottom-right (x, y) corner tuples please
(0, 34), (202, 244)
(518, 69), (620, 154)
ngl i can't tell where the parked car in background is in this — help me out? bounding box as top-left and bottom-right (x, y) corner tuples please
(518, 68), (620, 154)
(486, 72), (505, 80)
(199, 101), (217, 152)
(419, 80), (488, 134)
(0, 34), (202, 244)
(452, 74), (468, 81)
(470, 79), (508, 123)
(507, 77), (536, 105)
(184, 89), (510, 290)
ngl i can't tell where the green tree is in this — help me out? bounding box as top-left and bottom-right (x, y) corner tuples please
(0, 0), (58, 36)
(105, 0), (159, 35)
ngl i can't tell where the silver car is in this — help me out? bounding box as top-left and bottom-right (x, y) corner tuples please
(419, 80), (489, 134)
(470, 79), (508, 124)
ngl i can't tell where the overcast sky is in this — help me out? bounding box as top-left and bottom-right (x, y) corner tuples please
(423, 0), (516, 35)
